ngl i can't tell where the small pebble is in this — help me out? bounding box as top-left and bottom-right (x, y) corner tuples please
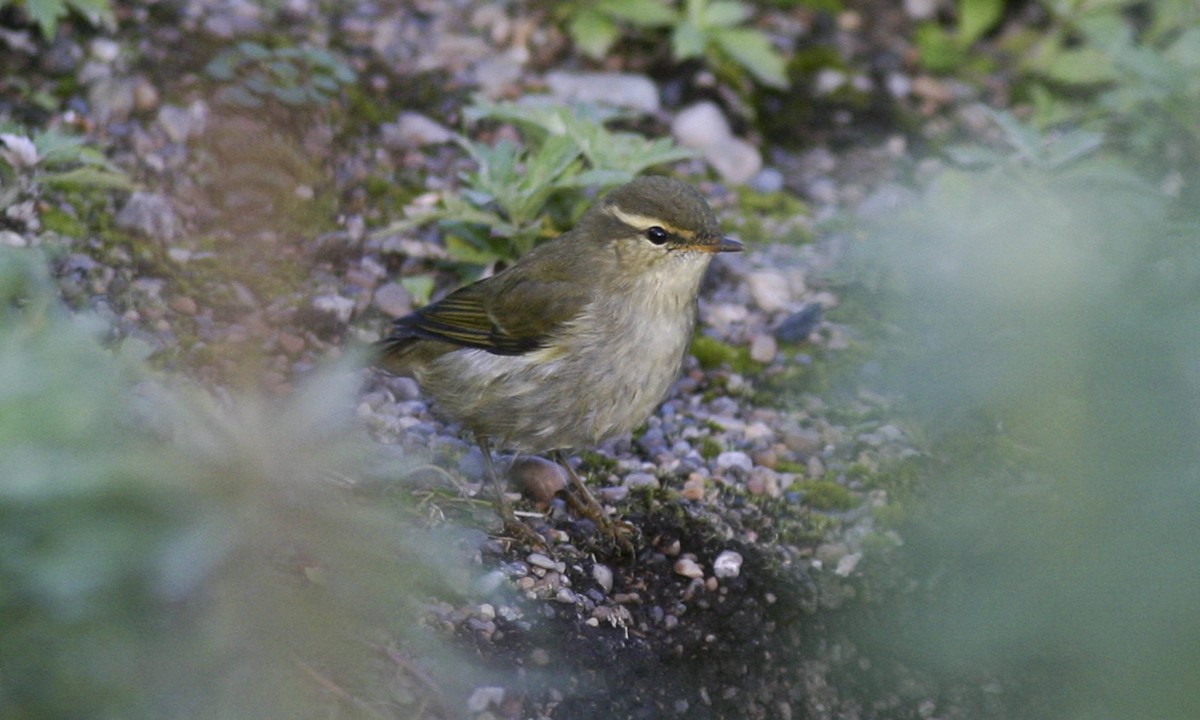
(749, 334), (778, 363)
(713, 550), (743, 579)
(716, 451), (753, 473)
(673, 557), (704, 579)
(592, 564), (614, 594)
(775, 303), (824, 342)
(466, 686), (505, 713)
(681, 474), (706, 501)
(747, 270), (791, 313)
(526, 553), (559, 571)
(509, 456), (568, 504)
(622, 472), (659, 489)
(835, 553), (862, 577)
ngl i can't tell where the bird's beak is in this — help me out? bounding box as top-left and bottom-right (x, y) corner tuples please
(701, 236), (743, 253)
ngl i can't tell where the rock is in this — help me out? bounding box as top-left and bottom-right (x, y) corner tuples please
(681, 474), (706, 501)
(705, 137), (763, 186)
(747, 270), (791, 312)
(545, 71), (660, 113)
(157, 102), (207, 143)
(381, 112), (455, 148)
(0, 231), (27, 248)
(835, 552), (862, 577)
(671, 100), (762, 184)
(622, 472), (659, 490)
(0, 133), (38, 168)
(526, 552), (561, 571)
(474, 53), (524, 98)
(716, 451), (753, 473)
(774, 303), (823, 342)
(673, 557), (704, 579)
(746, 466), (781, 497)
(749, 167), (784, 193)
(168, 295), (197, 316)
(592, 564), (614, 594)
(116, 192), (180, 240)
(88, 77), (137, 125)
(311, 294), (356, 324)
(509, 456), (568, 504)
(672, 100), (730, 148)
(372, 281), (413, 318)
(712, 550), (743, 579)
(749, 334), (778, 363)
(466, 686), (505, 713)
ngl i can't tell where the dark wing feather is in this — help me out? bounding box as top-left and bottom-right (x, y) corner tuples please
(381, 272), (589, 358)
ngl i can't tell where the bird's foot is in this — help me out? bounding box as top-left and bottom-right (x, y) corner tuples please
(556, 454), (638, 556)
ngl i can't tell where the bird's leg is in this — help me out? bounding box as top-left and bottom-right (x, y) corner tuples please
(477, 437), (544, 547)
(552, 450), (636, 554)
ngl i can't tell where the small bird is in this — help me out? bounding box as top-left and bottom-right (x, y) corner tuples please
(376, 176), (742, 545)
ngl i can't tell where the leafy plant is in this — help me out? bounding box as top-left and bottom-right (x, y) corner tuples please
(1, 128), (131, 233)
(375, 99), (694, 268)
(0, 248), (458, 719)
(0, 0), (113, 39)
(1015, 0), (1200, 179)
(561, 0), (789, 89)
(914, 0), (1006, 73)
(204, 42), (358, 109)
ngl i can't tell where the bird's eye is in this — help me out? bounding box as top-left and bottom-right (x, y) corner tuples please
(646, 226), (669, 245)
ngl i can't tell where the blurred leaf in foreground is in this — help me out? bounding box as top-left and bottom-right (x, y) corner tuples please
(853, 145), (1200, 718)
(0, 249), (462, 720)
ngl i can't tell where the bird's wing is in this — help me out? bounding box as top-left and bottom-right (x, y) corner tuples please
(388, 274), (589, 356)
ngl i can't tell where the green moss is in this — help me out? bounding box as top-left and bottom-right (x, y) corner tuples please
(40, 207), (87, 237)
(794, 479), (856, 511)
(691, 334), (761, 374)
(698, 437), (723, 460)
(772, 459), (806, 474)
(691, 335), (738, 370)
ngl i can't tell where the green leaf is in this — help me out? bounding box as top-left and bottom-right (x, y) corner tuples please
(444, 234), (500, 265)
(714, 28), (789, 88)
(703, 0), (751, 29)
(915, 23), (964, 72)
(957, 0), (1004, 45)
(25, 0), (69, 39)
(39, 166), (132, 191)
(985, 109), (1044, 161)
(400, 275), (434, 306)
(568, 9), (620, 59)
(1030, 46), (1118, 84)
(596, 0), (677, 27)
(672, 21), (707, 60)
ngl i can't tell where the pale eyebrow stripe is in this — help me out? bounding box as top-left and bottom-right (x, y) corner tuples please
(605, 206), (697, 239)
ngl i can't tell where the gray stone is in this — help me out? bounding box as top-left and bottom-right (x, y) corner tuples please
(545, 71), (660, 113)
(116, 192), (180, 240)
(373, 281), (413, 317)
(381, 112), (455, 148)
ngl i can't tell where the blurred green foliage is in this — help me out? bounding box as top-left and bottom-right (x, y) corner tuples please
(204, 42), (358, 109)
(854, 109), (1200, 718)
(559, 0), (789, 89)
(0, 0), (112, 39)
(1015, 0), (1200, 180)
(915, 0), (1005, 73)
(1, 128), (132, 219)
(0, 249), (459, 719)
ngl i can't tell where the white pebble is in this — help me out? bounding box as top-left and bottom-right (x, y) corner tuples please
(712, 550), (744, 579)
(673, 557), (705, 579)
